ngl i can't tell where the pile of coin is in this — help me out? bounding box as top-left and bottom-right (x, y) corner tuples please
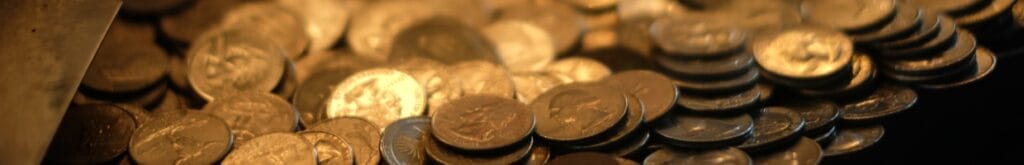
(42, 0), (1018, 164)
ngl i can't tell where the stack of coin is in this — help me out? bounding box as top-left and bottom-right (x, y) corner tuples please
(908, 0), (1024, 57)
(423, 95), (536, 164)
(650, 15), (763, 113)
(75, 17), (169, 109)
(753, 26), (857, 95)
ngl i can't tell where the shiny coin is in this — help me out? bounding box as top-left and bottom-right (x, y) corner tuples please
(799, 54), (877, 97)
(882, 30), (977, 76)
(424, 133), (534, 165)
(813, 126), (839, 145)
(603, 70), (678, 123)
(877, 15), (959, 59)
(325, 68), (425, 131)
(381, 117), (430, 165)
(531, 83), (627, 142)
(158, 0), (243, 43)
(525, 146), (552, 165)
(852, 3), (925, 43)
(738, 107), (806, 152)
(907, 0), (989, 16)
(752, 26), (854, 80)
(653, 113), (754, 148)
(840, 83), (917, 123)
(574, 94), (645, 150)
(300, 131), (355, 165)
(293, 69), (355, 127)
(83, 19), (167, 94)
(449, 60), (517, 99)
(432, 95), (535, 151)
(386, 57), (458, 112)
(801, 0), (897, 32)
(346, 0), (437, 59)
(775, 99), (841, 134)
(547, 57), (612, 83)
(549, 152), (619, 165)
(500, 1), (586, 54)
(917, 47), (997, 89)
(308, 117), (382, 165)
(45, 104), (136, 164)
(187, 28), (286, 102)
(650, 15), (747, 56)
(675, 66), (761, 94)
(618, 18), (659, 56)
(277, 0), (359, 53)
(643, 147), (751, 165)
(955, 0), (1016, 26)
(823, 125), (885, 156)
(656, 52), (755, 79)
(676, 85), (761, 113)
(130, 112), (233, 165)
(221, 2), (309, 60)
(512, 73), (564, 104)
(222, 133), (317, 165)
(752, 137), (823, 165)
(389, 17), (500, 64)
(483, 20), (556, 72)
(203, 92), (298, 147)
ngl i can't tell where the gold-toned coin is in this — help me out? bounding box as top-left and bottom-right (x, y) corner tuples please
(325, 68), (426, 132)
(546, 57), (612, 83)
(753, 26), (854, 79)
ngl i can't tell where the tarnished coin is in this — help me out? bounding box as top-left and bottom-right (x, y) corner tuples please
(75, 81), (170, 108)
(775, 99), (840, 134)
(308, 117), (382, 165)
(752, 137), (823, 165)
(277, 0), (360, 53)
(954, 0), (1016, 26)
(917, 47), (997, 89)
(676, 85), (761, 113)
(203, 92), (298, 147)
(877, 15), (959, 59)
(432, 95), (535, 151)
(674, 67), (761, 94)
(852, 3), (925, 43)
(512, 73), (563, 104)
(840, 83), (917, 123)
(449, 60), (517, 99)
(389, 17), (500, 64)
(549, 152), (619, 165)
(159, 0), (245, 43)
(300, 131), (355, 165)
(424, 133), (534, 165)
(293, 69), (354, 127)
(346, 0), (437, 59)
(501, 1), (586, 54)
(325, 68), (425, 131)
(222, 133), (317, 165)
(752, 26), (854, 80)
(130, 112), (233, 165)
(801, 0), (897, 32)
(907, 0), (989, 16)
(604, 70), (679, 123)
(525, 146), (552, 165)
(738, 107), (806, 152)
(121, 0), (190, 15)
(114, 104), (151, 126)
(823, 125), (885, 157)
(187, 28), (286, 102)
(643, 147), (752, 165)
(483, 20), (555, 72)
(44, 104), (137, 164)
(656, 52), (755, 79)
(813, 126), (839, 145)
(654, 113), (754, 148)
(882, 30), (977, 76)
(547, 57), (612, 83)
(607, 130), (653, 157)
(650, 15), (747, 56)
(531, 83), (627, 142)
(381, 117), (430, 165)
(799, 54), (877, 97)
(220, 2), (309, 60)
(83, 19), (168, 94)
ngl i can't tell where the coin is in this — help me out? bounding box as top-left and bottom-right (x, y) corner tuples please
(618, 18), (659, 56)
(801, 0), (897, 32)
(547, 57), (613, 83)
(617, 157), (640, 165)
(574, 94), (645, 150)
(346, 0), (437, 59)
(221, 2), (309, 60)
(512, 73), (564, 104)
(882, 30), (977, 76)
(222, 133), (317, 165)
(840, 83), (917, 123)
(531, 83), (628, 142)
(75, 81), (170, 108)
(643, 147), (751, 165)
(325, 68), (425, 131)
(871, 10), (942, 50)
(653, 112), (753, 148)
(449, 60), (517, 99)
(674, 66), (760, 94)
(675, 85), (761, 113)
(500, 1), (586, 54)
(751, 137), (823, 165)
(877, 15), (959, 59)
(563, 0), (617, 11)
(823, 125), (885, 157)
(604, 70), (678, 123)
(130, 112), (233, 165)
(432, 95), (535, 151)
(655, 52), (755, 80)
(158, 0), (244, 43)
(955, 0), (1016, 26)
(293, 69), (355, 127)
(852, 3), (925, 43)
(300, 131), (355, 165)
(738, 107), (806, 152)
(525, 146), (552, 165)
(813, 126), (838, 146)
(917, 46), (997, 89)
(549, 152), (619, 165)
(575, 47), (654, 72)
(203, 92), (298, 147)
(757, 82), (776, 102)
(718, 0), (803, 35)
(151, 90), (189, 119)
(273, 61), (299, 99)
(308, 117), (382, 165)
(799, 54), (877, 97)
(775, 99), (840, 135)
(114, 104), (151, 126)
(483, 20), (556, 72)
(650, 15), (747, 56)
(617, 0), (688, 20)
(44, 104), (136, 164)
(187, 28), (286, 102)
(389, 17), (500, 64)
(752, 26), (854, 80)
(121, 0), (190, 15)
(907, 0), (989, 16)
(83, 19), (168, 94)
(276, 0), (359, 53)
(424, 133), (534, 165)
(605, 130), (652, 157)
(381, 117), (430, 165)
(304, 51), (384, 82)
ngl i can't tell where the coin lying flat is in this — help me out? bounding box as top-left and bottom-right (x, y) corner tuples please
(483, 20), (556, 72)
(752, 137), (823, 165)
(293, 69), (354, 127)
(187, 28), (286, 102)
(501, 1), (586, 54)
(871, 10), (942, 50)
(907, 0), (989, 16)
(83, 19), (168, 94)
(547, 57), (613, 83)
(801, 0), (897, 32)
(525, 146), (552, 165)
(650, 15), (747, 56)
(222, 133), (317, 165)
(325, 68), (425, 131)
(840, 83), (918, 123)
(883, 30), (977, 76)
(432, 95), (535, 151)
(549, 152), (620, 165)
(574, 94), (645, 150)
(381, 117), (430, 165)
(823, 125), (885, 157)
(656, 52), (755, 79)
(308, 117), (382, 165)
(603, 70), (679, 123)
(775, 99), (840, 134)
(512, 73), (564, 104)
(877, 15), (959, 59)
(852, 3), (925, 43)
(605, 131), (652, 157)
(563, 0), (617, 11)
(617, 0), (688, 20)
(389, 17), (500, 64)
(424, 133), (534, 165)
(813, 126), (839, 145)
(114, 104), (151, 126)
(654, 112), (753, 148)
(675, 66), (761, 94)
(277, 0), (359, 53)
(449, 60), (517, 99)
(676, 85), (761, 113)
(917, 47), (997, 89)
(346, 0), (437, 59)
(159, 0), (245, 43)
(799, 54), (877, 97)
(753, 26), (854, 80)
(220, 2), (309, 60)
(299, 131), (355, 165)
(738, 107), (806, 152)
(121, 0), (190, 15)
(531, 83), (627, 142)
(719, 0), (803, 35)
(130, 112), (233, 165)
(955, 0), (1016, 26)
(44, 104), (137, 164)
(203, 92), (298, 147)
(643, 147), (752, 165)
